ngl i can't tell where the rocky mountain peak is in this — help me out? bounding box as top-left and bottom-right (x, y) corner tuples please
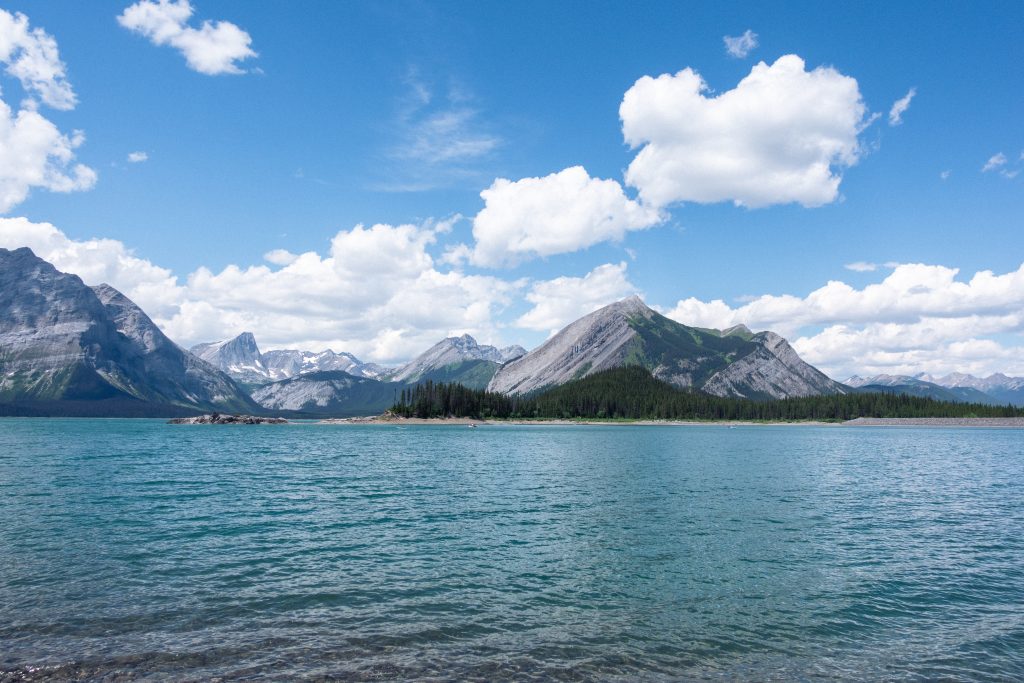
(721, 323), (753, 338)
(0, 249), (254, 412)
(489, 295), (844, 399)
(608, 294), (651, 316)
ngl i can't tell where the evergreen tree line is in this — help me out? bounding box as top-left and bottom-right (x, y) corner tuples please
(391, 366), (1024, 421)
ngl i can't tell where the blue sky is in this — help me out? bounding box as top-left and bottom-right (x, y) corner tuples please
(0, 0), (1022, 377)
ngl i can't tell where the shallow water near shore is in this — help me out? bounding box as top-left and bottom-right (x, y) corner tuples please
(1, 418), (1022, 681)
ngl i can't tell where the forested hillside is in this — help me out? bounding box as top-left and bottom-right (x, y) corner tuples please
(392, 367), (1024, 421)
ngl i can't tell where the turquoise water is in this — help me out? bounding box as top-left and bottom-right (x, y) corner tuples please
(1, 420), (1022, 681)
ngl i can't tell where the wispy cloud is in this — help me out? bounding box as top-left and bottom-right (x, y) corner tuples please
(394, 108), (500, 163)
(723, 30), (758, 58)
(888, 87), (915, 126)
(376, 72), (502, 192)
(982, 152), (1007, 172)
(844, 261), (878, 272)
(127, 150), (148, 163)
(982, 151), (1022, 178)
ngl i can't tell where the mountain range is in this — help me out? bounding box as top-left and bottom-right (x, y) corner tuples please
(191, 333), (390, 385)
(4, 248), (1020, 416)
(191, 329), (526, 391)
(488, 296), (845, 399)
(845, 373), (1024, 407)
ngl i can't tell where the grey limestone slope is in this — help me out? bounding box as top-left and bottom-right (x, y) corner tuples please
(92, 284), (257, 411)
(388, 334), (525, 383)
(0, 247), (254, 411)
(487, 297), (647, 395)
(191, 332), (269, 384)
(0, 247), (134, 400)
(701, 331), (846, 399)
(250, 370), (395, 415)
(488, 296), (846, 399)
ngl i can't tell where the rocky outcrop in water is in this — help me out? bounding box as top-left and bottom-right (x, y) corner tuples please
(488, 296), (846, 399)
(0, 247), (256, 412)
(168, 413), (288, 424)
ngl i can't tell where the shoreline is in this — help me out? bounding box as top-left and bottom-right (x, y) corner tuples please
(316, 416), (1024, 428)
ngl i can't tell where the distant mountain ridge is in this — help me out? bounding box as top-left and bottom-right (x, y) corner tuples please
(0, 247), (256, 415)
(847, 372), (1024, 406)
(488, 296), (845, 399)
(241, 334), (525, 413)
(190, 333), (388, 385)
(385, 334), (526, 384)
(189, 330), (525, 403)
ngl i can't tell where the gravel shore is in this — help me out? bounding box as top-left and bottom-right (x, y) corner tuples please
(319, 415), (1024, 428)
(843, 417), (1024, 428)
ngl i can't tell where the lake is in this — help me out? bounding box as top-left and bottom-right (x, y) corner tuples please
(1, 419), (1022, 680)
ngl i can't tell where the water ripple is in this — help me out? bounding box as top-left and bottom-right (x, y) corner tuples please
(0, 420), (1022, 681)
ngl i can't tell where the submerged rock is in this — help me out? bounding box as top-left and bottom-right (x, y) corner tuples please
(168, 413), (288, 425)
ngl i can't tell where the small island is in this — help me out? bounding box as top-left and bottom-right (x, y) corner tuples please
(168, 413), (288, 425)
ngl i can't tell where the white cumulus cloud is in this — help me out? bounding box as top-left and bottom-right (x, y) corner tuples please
(263, 248), (297, 266)
(0, 217), (522, 365)
(118, 0), (256, 75)
(127, 151), (148, 163)
(723, 30), (758, 58)
(464, 166), (663, 268)
(0, 9), (76, 109)
(516, 262), (638, 334)
(0, 216), (182, 317)
(0, 9), (95, 213)
(620, 54), (869, 209)
(663, 261), (1024, 378)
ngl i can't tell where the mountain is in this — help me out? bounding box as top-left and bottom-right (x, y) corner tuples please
(248, 351), (510, 415)
(0, 247), (256, 415)
(191, 333), (389, 385)
(249, 370), (397, 415)
(487, 296), (845, 399)
(191, 332), (269, 384)
(386, 334), (526, 386)
(844, 374), (998, 404)
(261, 349), (390, 380)
(845, 373), (1024, 406)
(914, 372), (1024, 406)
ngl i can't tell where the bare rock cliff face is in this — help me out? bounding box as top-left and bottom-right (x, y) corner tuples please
(488, 296), (845, 400)
(487, 296), (648, 395)
(0, 247), (255, 411)
(701, 332), (846, 399)
(92, 284), (257, 410)
(250, 371), (395, 415)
